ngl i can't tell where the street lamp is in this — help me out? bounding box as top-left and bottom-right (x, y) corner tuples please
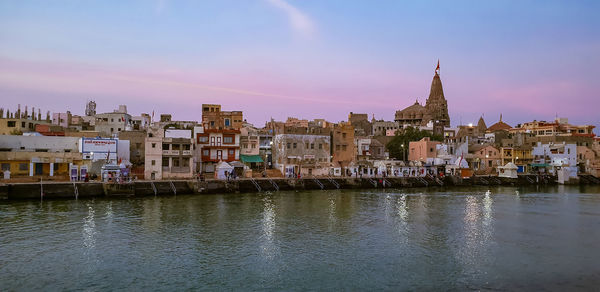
(401, 144), (405, 161)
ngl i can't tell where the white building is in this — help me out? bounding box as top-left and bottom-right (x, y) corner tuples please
(144, 128), (194, 180)
(532, 142), (578, 178)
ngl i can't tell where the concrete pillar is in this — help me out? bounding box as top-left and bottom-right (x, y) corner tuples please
(29, 162), (34, 176)
(49, 163), (54, 177)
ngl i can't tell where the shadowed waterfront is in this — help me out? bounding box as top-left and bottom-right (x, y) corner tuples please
(1, 185), (600, 290)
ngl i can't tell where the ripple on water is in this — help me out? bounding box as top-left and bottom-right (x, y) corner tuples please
(1, 185), (600, 290)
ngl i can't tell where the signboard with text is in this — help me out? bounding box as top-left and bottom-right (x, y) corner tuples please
(81, 138), (117, 153)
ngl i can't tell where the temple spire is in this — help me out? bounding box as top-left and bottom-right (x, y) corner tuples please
(435, 59), (440, 75)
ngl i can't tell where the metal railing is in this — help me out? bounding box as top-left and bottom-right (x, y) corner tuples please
(151, 181), (157, 196)
(417, 177), (428, 186)
(326, 176), (340, 189)
(267, 178), (279, 191)
(250, 178), (262, 192)
(73, 182), (79, 199)
(312, 177), (324, 190)
(382, 178), (392, 187)
(169, 181), (177, 195)
(368, 178), (377, 187)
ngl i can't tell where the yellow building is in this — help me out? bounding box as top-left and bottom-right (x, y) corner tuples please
(0, 135), (87, 180)
(501, 147), (533, 173)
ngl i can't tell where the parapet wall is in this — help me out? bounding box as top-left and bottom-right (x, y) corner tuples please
(1, 174), (598, 201)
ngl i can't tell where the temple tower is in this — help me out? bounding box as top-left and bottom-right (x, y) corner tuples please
(423, 60), (450, 127)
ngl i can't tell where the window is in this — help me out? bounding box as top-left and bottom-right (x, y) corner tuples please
(162, 143), (169, 150)
(310, 143), (314, 149)
(152, 143), (156, 148)
(118, 128), (121, 131)
(162, 158), (169, 167)
(202, 149), (209, 156)
(172, 144), (181, 150)
(336, 145), (340, 151)
(197, 134), (209, 143)
(229, 149), (235, 156)
(136, 143), (141, 148)
(7, 121), (15, 127)
(183, 158), (189, 167)
(293, 143), (297, 149)
(342, 133), (346, 139)
(111, 128), (114, 132)
(223, 136), (233, 144)
(319, 144), (322, 149)
(306, 143), (309, 149)
(111, 118), (114, 122)
(173, 159), (180, 167)
(287, 143), (291, 149)
(21, 122), (26, 127)
(224, 118), (230, 127)
(19, 163), (28, 171)
(149, 133), (154, 138)
(210, 121), (215, 127)
(342, 145), (347, 151)
(184, 144), (190, 150)
(1, 163), (10, 171)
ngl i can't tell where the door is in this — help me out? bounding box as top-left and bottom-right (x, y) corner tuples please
(35, 163), (43, 175)
(216, 150), (223, 160)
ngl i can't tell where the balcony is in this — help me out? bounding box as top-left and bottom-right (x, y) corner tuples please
(162, 150), (180, 155)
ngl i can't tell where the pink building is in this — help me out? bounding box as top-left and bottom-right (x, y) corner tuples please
(52, 112), (71, 128)
(408, 137), (440, 163)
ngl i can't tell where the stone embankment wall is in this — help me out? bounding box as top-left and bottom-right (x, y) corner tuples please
(1, 174), (599, 200)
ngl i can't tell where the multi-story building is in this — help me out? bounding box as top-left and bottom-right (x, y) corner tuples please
(240, 122), (262, 168)
(501, 146), (533, 173)
(194, 125), (241, 173)
(118, 130), (146, 177)
(201, 104), (243, 130)
(532, 142), (578, 177)
(332, 122), (355, 174)
(0, 135), (86, 179)
(52, 111), (72, 128)
(511, 118), (595, 137)
(144, 128), (194, 180)
(348, 112), (372, 136)
(470, 144), (501, 172)
(273, 127), (331, 177)
(372, 120), (400, 136)
(0, 106), (51, 135)
(194, 104), (243, 173)
(285, 117), (309, 128)
(94, 105), (132, 137)
(131, 113), (151, 130)
(356, 137), (386, 161)
(408, 137), (441, 164)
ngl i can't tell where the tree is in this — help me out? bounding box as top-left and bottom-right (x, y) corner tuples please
(386, 126), (443, 160)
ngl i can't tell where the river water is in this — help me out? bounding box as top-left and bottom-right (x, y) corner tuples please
(1, 185), (600, 291)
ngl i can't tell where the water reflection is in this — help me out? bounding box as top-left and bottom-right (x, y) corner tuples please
(82, 202), (100, 270)
(83, 203), (96, 249)
(328, 192), (337, 231)
(260, 194), (279, 260)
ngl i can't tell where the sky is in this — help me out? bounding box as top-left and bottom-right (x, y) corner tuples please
(0, 0), (598, 132)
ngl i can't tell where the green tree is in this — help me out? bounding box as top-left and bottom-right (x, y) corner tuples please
(386, 126), (443, 160)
